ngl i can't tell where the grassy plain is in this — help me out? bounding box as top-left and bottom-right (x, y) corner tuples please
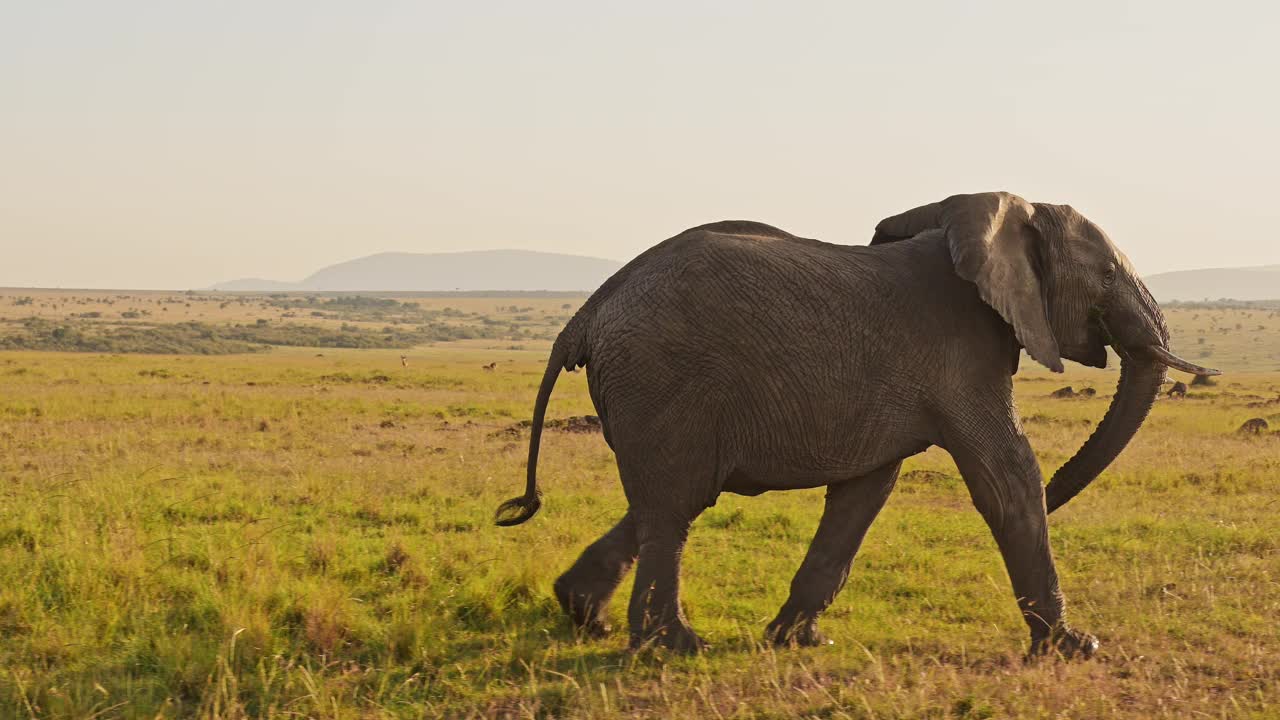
(0, 291), (1277, 718)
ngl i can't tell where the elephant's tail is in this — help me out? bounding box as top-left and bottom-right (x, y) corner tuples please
(493, 234), (675, 526)
(494, 313), (591, 527)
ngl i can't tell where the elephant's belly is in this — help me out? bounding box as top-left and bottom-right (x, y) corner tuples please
(722, 467), (829, 495)
(721, 431), (931, 495)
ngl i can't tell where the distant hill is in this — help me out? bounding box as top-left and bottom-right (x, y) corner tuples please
(211, 250), (624, 292)
(1144, 264), (1280, 302)
(209, 278), (305, 292)
(212, 251), (1279, 300)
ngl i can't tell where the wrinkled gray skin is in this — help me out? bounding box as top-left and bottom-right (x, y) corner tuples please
(495, 192), (1219, 657)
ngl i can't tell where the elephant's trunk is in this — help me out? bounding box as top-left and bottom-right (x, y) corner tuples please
(1043, 355), (1164, 513)
(1043, 340), (1219, 514)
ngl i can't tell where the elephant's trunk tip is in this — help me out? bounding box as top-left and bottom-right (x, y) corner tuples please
(494, 492), (542, 527)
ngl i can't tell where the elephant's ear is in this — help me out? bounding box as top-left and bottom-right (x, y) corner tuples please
(871, 201), (944, 246)
(941, 192), (1063, 373)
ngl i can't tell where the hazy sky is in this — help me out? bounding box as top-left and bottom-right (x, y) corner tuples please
(3, 1), (1278, 289)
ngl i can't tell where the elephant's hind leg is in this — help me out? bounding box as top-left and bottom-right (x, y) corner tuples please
(615, 455), (714, 653)
(554, 512), (637, 637)
(627, 507), (705, 652)
(766, 461), (901, 647)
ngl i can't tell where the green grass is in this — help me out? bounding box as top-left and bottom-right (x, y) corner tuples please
(0, 307), (1277, 717)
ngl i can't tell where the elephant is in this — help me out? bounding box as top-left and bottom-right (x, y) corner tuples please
(495, 191), (1219, 657)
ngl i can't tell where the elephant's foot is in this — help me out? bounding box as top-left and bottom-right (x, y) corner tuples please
(553, 576), (614, 638)
(765, 612), (832, 647)
(629, 621), (707, 653)
(1028, 626), (1099, 660)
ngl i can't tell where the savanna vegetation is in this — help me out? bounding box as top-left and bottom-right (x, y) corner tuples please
(0, 291), (576, 355)
(0, 290), (1277, 718)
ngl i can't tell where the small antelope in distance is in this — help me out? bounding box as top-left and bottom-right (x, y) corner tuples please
(1167, 381), (1187, 399)
(400, 355), (409, 367)
(482, 362), (497, 372)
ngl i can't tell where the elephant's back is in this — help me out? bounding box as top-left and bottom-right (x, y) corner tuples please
(580, 226), (911, 455)
(587, 225), (871, 361)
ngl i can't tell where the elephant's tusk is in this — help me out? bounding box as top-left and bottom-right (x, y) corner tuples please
(1140, 345), (1221, 376)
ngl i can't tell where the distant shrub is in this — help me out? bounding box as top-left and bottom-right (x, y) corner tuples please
(1165, 300), (1280, 311)
(0, 315), (523, 354)
(0, 318), (265, 354)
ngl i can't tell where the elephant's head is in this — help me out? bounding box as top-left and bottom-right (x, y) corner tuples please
(872, 191), (1219, 512)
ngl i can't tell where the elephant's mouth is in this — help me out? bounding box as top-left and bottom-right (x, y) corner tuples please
(1095, 312), (1220, 376)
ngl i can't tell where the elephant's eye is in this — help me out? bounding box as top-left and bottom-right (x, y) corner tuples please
(1102, 263), (1117, 287)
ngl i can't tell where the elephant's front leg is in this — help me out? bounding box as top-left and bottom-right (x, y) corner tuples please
(946, 416), (1098, 659)
(766, 461), (901, 647)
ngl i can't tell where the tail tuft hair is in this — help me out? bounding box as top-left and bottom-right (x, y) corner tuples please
(494, 493), (542, 527)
